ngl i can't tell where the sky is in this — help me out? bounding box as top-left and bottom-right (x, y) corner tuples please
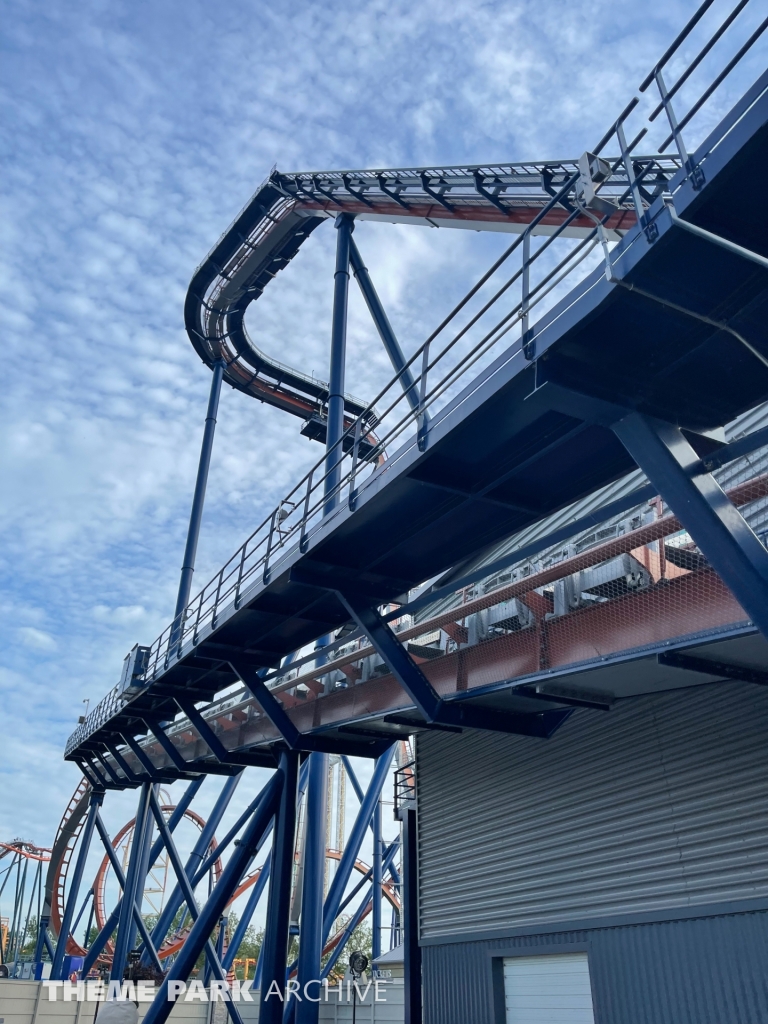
(0, 0), (762, 931)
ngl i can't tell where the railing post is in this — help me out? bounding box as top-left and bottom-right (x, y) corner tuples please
(263, 509), (278, 584)
(324, 213), (355, 515)
(521, 230), (533, 359)
(417, 342), (431, 452)
(299, 468), (314, 553)
(348, 416), (363, 510)
(654, 69), (704, 190)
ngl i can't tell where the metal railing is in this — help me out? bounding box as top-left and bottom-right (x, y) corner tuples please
(70, 0), (766, 753)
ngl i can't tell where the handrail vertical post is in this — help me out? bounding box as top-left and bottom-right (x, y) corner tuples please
(417, 342), (431, 452)
(300, 468), (314, 553)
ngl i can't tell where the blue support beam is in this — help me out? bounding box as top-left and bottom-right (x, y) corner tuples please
(401, 807), (422, 1024)
(171, 357), (226, 652)
(111, 782), (152, 981)
(322, 747), (394, 945)
(143, 773), (283, 1024)
(372, 796), (382, 962)
(92, 811), (164, 974)
(51, 789), (102, 980)
(325, 213), (354, 514)
(260, 752), (300, 1024)
(296, 753), (328, 1024)
(349, 238), (424, 421)
(222, 860), (270, 972)
(81, 776), (204, 975)
(613, 413), (768, 640)
(142, 772), (241, 963)
(334, 587), (569, 738)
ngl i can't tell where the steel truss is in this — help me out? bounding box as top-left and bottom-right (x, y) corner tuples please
(54, 4), (768, 1023)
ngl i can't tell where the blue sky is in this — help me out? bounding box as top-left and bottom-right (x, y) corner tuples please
(0, 0), (760, 883)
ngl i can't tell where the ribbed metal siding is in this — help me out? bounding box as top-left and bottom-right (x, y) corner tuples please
(422, 910), (768, 1024)
(417, 682), (768, 940)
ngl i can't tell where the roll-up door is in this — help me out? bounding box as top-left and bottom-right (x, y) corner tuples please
(417, 682), (768, 940)
(503, 954), (595, 1023)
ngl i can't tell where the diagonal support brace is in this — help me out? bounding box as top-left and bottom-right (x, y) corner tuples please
(613, 413), (768, 641)
(335, 588), (569, 738)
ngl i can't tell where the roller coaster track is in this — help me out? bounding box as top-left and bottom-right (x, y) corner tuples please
(186, 158), (674, 431)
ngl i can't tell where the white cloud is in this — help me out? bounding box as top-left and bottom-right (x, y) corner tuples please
(0, 0), (759, 852)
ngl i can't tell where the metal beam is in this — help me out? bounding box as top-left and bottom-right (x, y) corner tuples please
(336, 588), (569, 737)
(402, 807), (422, 1024)
(51, 789), (102, 979)
(111, 782), (153, 981)
(143, 773), (282, 1024)
(613, 413), (768, 641)
(325, 213), (354, 514)
(658, 650), (768, 685)
(349, 237), (423, 419)
(296, 753), (328, 1024)
(322, 747), (394, 944)
(171, 357), (226, 653)
(81, 776), (204, 975)
(259, 751), (300, 1024)
(92, 811), (163, 974)
(143, 771), (241, 963)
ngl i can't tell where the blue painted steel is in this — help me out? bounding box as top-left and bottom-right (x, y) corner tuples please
(111, 782), (152, 981)
(349, 238), (423, 418)
(336, 588), (569, 738)
(92, 811), (163, 973)
(51, 789), (102, 980)
(171, 358), (226, 650)
(322, 747), (394, 944)
(126, 784), (157, 954)
(321, 891), (372, 980)
(143, 773), (282, 1024)
(613, 413), (768, 640)
(296, 752), (329, 1024)
(402, 807), (422, 1024)
(372, 797), (382, 961)
(82, 777), (203, 974)
(223, 860), (271, 971)
(260, 752), (300, 1024)
(143, 771), (241, 963)
(325, 213), (354, 513)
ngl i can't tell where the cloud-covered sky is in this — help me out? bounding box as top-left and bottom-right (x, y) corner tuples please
(0, 0), (762, 909)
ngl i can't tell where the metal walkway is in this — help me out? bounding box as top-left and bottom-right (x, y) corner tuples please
(67, 7), (768, 786)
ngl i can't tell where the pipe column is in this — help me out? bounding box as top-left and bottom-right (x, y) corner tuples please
(171, 357), (226, 649)
(324, 214), (354, 514)
(295, 752), (329, 1024)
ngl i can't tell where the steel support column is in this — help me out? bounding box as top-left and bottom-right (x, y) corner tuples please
(111, 782), (152, 981)
(335, 587), (568, 737)
(171, 357), (226, 650)
(324, 213), (354, 514)
(222, 860), (271, 971)
(81, 777), (203, 975)
(322, 747), (394, 944)
(143, 773), (283, 1024)
(50, 789), (102, 980)
(402, 807), (422, 1024)
(372, 796), (382, 961)
(295, 752), (328, 1024)
(143, 771), (241, 963)
(613, 413), (768, 640)
(349, 238), (424, 420)
(259, 751), (300, 1024)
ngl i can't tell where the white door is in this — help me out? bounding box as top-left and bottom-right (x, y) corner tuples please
(503, 952), (596, 1023)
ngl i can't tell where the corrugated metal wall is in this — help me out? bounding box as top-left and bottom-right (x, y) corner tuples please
(417, 682), (768, 939)
(422, 910), (768, 1024)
